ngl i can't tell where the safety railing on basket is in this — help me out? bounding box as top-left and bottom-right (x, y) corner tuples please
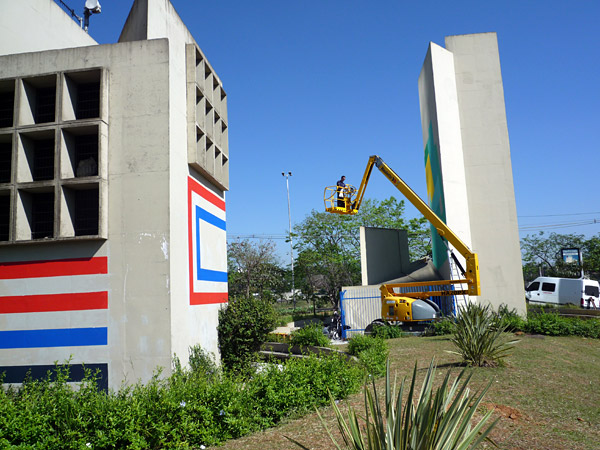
(323, 184), (358, 214)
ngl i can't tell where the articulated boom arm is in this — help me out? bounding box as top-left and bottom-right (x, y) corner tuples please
(325, 154), (480, 297)
(351, 155), (378, 212)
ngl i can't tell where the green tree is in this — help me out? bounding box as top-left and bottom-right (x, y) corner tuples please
(294, 248), (338, 308)
(582, 234), (600, 279)
(294, 197), (430, 307)
(520, 231), (600, 281)
(294, 212), (360, 308)
(228, 239), (287, 299)
(217, 295), (277, 372)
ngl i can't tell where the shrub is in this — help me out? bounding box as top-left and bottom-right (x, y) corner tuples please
(348, 335), (389, 377)
(251, 353), (363, 426)
(449, 302), (519, 367)
(218, 295), (278, 373)
(1, 350), (364, 449)
(266, 332), (289, 343)
(425, 317), (456, 336)
(370, 323), (406, 339)
(524, 310), (600, 338)
(289, 359), (498, 450)
(525, 310), (571, 336)
(188, 344), (219, 380)
(496, 304), (526, 332)
(290, 324), (330, 347)
(570, 317), (600, 338)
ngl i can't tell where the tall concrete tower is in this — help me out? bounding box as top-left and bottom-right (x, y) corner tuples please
(418, 33), (525, 315)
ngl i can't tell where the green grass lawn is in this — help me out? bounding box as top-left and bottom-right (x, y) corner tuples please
(218, 334), (600, 450)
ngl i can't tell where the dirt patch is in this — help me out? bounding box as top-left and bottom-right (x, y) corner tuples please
(483, 402), (522, 421)
(523, 334), (546, 339)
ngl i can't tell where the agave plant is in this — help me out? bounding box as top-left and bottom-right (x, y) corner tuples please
(288, 359), (498, 450)
(449, 301), (519, 367)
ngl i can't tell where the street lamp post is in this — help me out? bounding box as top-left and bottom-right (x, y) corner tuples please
(282, 171), (295, 308)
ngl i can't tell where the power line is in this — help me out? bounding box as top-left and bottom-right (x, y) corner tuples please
(227, 230), (426, 240)
(518, 211), (600, 218)
(519, 218), (600, 231)
(229, 221), (599, 239)
(227, 234), (288, 240)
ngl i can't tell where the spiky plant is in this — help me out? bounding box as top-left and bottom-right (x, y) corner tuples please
(288, 359), (498, 450)
(449, 301), (519, 367)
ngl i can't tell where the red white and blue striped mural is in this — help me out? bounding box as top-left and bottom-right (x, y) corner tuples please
(0, 257), (108, 349)
(187, 176), (228, 305)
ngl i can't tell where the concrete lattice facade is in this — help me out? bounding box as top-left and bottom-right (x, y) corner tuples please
(0, 0), (229, 390)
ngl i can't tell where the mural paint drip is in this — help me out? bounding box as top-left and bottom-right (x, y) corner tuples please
(424, 122), (448, 270)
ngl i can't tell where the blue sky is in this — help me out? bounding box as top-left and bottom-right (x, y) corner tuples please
(76, 0), (600, 263)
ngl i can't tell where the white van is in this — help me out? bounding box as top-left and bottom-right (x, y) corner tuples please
(525, 277), (600, 307)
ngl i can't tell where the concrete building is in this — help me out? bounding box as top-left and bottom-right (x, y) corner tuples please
(0, 0), (229, 390)
(418, 33), (525, 315)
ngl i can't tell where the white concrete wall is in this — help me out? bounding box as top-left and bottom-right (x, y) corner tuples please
(0, 0), (97, 56)
(418, 43), (473, 284)
(105, 39), (173, 384)
(140, 0), (225, 365)
(417, 33), (524, 315)
(445, 33), (525, 315)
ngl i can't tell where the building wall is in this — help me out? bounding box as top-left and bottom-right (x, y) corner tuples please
(117, 0), (229, 366)
(0, 0), (232, 390)
(104, 39), (173, 384)
(0, 0), (229, 389)
(445, 33), (524, 315)
(0, 0), (97, 55)
(0, 39), (174, 389)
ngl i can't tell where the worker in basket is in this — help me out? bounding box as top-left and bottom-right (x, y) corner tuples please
(336, 175), (347, 207)
(335, 175), (357, 210)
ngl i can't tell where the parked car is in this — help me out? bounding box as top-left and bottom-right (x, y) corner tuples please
(525, 277), (600, 308)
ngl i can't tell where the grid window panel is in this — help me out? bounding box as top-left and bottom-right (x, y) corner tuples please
(35, 87), (56, 123)
(76, 83), (100, 119)
(0, 142), (10, 183)
(31, 192), (54, 239)
(0, 195), (9, 241)
(0, 91), (14, 128)
(33, 139), (54, 181)
(74, 188), (99, 236)
(75, 135), (98, 177)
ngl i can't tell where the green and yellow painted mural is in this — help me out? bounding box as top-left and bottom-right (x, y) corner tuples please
(424, 122), (448, 270)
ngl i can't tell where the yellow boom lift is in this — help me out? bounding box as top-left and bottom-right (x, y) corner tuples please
(324, 155), (480, 329)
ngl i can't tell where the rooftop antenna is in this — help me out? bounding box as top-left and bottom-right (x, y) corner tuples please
(58, 0), (83, 27)
(83, 0), (101, 32)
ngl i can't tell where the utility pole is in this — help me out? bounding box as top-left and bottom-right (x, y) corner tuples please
(282, 171), (295, 308)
